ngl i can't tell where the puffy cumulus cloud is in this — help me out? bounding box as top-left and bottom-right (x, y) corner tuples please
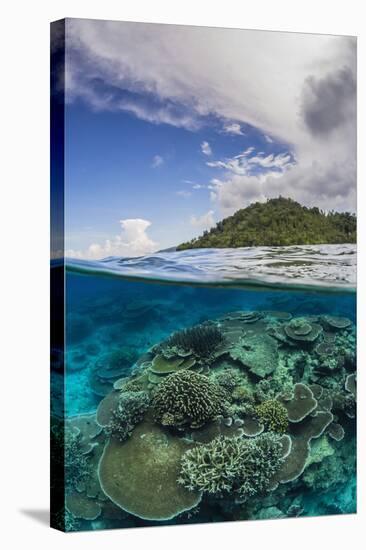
(190, 210), (215, 230)
(201, 141), (212, 156)
(66, 219), (158, 260)
(151, 154), (164, 167)
(65, 19), (356, 212)
(210, 155), (356, 217)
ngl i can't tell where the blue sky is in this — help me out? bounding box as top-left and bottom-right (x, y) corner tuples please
(64, 19), (356, 258)
(65, 102), (294, 254)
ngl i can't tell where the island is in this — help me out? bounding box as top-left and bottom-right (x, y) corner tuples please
(177, 197), (356, 249)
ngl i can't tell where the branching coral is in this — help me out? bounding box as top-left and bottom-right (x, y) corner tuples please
(213, 368), (242, 392)
(162, 324), (225, 360)
(106, 391), (150, 442)
(236, 433), (285, 500)
(255, 400), (289, 434)
(152, 370), (227, 429)
(178, 433), (285, 499)
(178, 435), (244, 493)
(64, 427), (91, 491)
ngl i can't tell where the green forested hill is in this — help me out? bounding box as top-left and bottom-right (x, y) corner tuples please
(177, 197), (356, 249)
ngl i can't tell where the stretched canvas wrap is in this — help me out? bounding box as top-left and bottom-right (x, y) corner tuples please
(50, 18), (357, 532)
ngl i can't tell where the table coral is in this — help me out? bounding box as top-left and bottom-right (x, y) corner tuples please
(98, 420), (202, 520)
(229, 333), (278, 378)
(284, 318), (323, 343)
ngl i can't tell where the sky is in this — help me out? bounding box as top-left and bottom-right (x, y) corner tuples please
(63, 19), (356, 259)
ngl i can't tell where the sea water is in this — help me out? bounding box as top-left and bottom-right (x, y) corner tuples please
(52, 245), (356, 530)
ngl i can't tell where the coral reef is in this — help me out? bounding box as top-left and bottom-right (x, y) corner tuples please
(255, 400), (289, 434)
(284, 318), (323, 344)
(178, 433), (285, 500)
(271, 411), (333, 486)
(213, 367), (242, 392)
(152, 370), (227, 429)
(236, 433), (287, 500)
(161, 323), (225, 361)
(322, 315), (352, 331)
(65, 493), (102, 521)
(63, 307), (356, 528)
(64, 426), (92, 491)
(179, 435), (244, 494)
(281, 383), (317, 422)
(229, 332), (278, 377)
(345, 373), (356, 399)
(98, 420), (202, 520)
(106, 391), (150, 442)
(150, 354), (196, 374)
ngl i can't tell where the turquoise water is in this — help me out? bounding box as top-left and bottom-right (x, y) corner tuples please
(52, 246), (356, 531)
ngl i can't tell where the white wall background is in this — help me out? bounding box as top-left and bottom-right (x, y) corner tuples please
(1, 1), (364, 549)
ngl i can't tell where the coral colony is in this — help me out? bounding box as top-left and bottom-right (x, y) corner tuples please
(56, 311), (356, 529)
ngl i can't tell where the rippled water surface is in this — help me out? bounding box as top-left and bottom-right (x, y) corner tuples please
(66, 244), (356, 291)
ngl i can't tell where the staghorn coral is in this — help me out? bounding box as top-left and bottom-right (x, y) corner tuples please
(162, 324), (225, 361)
(236, 433), (286, 500)
(178, 435), (244, 494)
(106, 391), (150, 442)
(178, 433), (285, 499)
(255, 400), (289, 434)
(152, 370), (227, 429)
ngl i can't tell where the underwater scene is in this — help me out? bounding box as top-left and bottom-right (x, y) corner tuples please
(51, 245), (356, 531)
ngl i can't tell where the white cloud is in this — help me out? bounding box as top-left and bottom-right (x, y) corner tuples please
(264, 134), (274, 143)
(151, 154), (164, 168)
(201, 141), (212, 156)
(65, 20), (356, 212)
(176, 190), (192, 198)
(240, 147), (255, 157)
(190, 210), (215, 230)
(66, 219), (158, 259)
(223, 122), (244, 135)
(209, 156), (356, 217)
(248, 152), (293, 169)
(206, 149), (293, 177)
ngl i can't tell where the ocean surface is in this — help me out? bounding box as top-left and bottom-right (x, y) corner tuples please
(52, 245), (357, 530)
(67, 243), (356, 290)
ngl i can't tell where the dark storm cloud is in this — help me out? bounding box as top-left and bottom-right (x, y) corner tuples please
(301, 67), (356, 137)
